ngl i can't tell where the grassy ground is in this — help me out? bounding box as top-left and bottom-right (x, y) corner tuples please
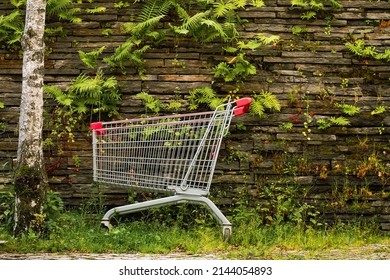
(0, 211), (389, 259)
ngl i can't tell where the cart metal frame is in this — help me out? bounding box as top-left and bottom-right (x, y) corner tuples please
(90, 98), (252, 239)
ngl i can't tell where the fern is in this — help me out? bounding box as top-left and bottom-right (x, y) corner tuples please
(375, 49), (390, 62)
(317, 119), (332, 130)
(309, 0), (324, 10)
(257, 33), (280, 45)
(187, 86), (223, 110)
(173, 10), (211, 35)
(291, 0), (308, 8)
(251, 91), (281, 117)
(301, 11), (317, 20)
(10, 0), (25, 8)
(85, 7), (107, 14)
(346, 39), (377, 58)
(47, 0), (82, 23)
(238, 39), (263, 50)
(52, 70), (121, 115)
(136, 92), (163, 114)
(329, 0), (342, 9)
(78, 46), (106, 69)
(250, 99), (266, 118)
(250, 0), (265, 8)
(336, 103), (361, 116)
(0, 10), (24, 47)
(103, 39), (150, 74)
(45, 85), (73, 106)
(329, 116), (351, 126)
(371, 106), (387, 115)
(140, 0), (172, 22)
(124, 15), (166, 37)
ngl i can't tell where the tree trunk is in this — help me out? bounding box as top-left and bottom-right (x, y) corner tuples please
(14, 0), (48, 236)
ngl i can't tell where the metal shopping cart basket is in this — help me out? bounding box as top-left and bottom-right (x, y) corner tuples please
(90, 97), (252, 239)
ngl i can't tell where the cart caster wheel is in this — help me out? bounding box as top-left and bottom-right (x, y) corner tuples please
(101, 220), (112, 231)
(223, 226), (232, 241)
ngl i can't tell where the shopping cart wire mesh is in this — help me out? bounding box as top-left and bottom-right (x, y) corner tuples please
(90, 97), (252, 239)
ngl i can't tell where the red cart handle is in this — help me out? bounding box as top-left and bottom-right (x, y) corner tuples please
(90, 122), (105, 135)
(233, 97), (252, 116)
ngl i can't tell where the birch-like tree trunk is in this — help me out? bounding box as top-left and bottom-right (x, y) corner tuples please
(14, 0), (48, 236)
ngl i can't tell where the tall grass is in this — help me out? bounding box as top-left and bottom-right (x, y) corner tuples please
(0, 210), (388, 259)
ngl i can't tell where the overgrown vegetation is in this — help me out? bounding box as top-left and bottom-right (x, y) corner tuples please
(0, 203), (388, 258)
(0, 0), (389, 252)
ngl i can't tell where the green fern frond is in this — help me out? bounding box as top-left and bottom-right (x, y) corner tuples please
(201, 19), (228, 41)
(44, 85), (74, 106)
(259, 91), (281, 111)
(0, 10), (24, 46)
(250, 91), (280, 117)
(375, 49), (390, 62)
(371, 106), (387, 115)
(57, 8), (82, 23)
(223, 46), (238, 53)
(329, 0), (343, 9)
(250, 100), (265, 118)
(250, 0), (265, 8)
(104, 39), (135, 68)
(257, 33), (280, 45)
(213, 2), (234, 18)
(346, 39), (377, 58)
(10, 0), (25, 8)
(85, 7), (106, 14)
(330, 116), (351, 126)
(47, 0), (73, 16)
(69, 73), (101, 95)
(309, 0), (324, 10)
(174, 3), (190, 21)
(237, 39), (262, 50)
(291, 0), (308, 8)
(336, 103), (361, 116)
(187, 86), (217, 110)
(140, 0), (172, 22)
(179, 11), (211, 35)
(136, 91), (163, 114)
(301, 11), (317, 20)
(102, 76), (119, 90)
(78, 46), (106, 69)
(317, 119), (332, 130)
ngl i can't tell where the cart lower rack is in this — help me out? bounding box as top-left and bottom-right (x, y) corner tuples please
(90, 98), (252, 239)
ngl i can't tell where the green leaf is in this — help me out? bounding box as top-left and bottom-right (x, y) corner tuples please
(330, 116), (351, 126)
(317, 119), (332, 129)
(371, 106), (387, 115)
(257, 33), (280, 45)
(336, 103), (361, 116)
(291, 0), (308, 8)
(250, 0), (265, 8)
(301, 11), (317, 20)
(86, 7), (106, 14)
(237, 40), (262, 50)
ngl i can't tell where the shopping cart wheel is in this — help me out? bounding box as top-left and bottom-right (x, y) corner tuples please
(222, 225), (232, 241)
(101, 220), (112, 231)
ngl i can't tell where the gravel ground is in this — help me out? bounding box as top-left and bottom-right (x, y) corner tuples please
(0, 244), (388, 260)
(0, 252), (221, 260)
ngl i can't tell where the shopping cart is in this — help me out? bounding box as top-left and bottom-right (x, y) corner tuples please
(90, 97), (252, 239)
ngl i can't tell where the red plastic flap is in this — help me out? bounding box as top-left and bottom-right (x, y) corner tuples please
(234, 97), (252, 107)
(90, 122), (105, 135)
(233, 105), (251, 116)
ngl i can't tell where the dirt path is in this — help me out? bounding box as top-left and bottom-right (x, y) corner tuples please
(0, 244), (389, 260)
(0, 252), (221, 260)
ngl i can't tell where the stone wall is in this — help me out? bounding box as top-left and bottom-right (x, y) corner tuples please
(0, 0), (389, 229)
